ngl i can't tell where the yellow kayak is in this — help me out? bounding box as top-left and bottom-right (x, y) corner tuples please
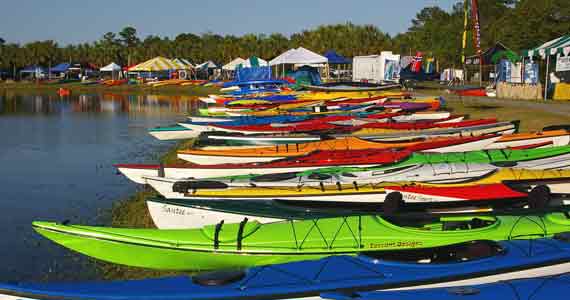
(155, 168), (570, 202)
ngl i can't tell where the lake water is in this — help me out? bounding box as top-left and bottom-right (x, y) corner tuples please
(0, 91), (199, 282)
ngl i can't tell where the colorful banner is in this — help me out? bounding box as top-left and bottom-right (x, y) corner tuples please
(556, 54), (570, 72)
(471, 0), (482, 56)
(411, 52), (423, 73)
(461, 0), (469, 64)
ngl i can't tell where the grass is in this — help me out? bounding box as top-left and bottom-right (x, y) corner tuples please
(445, 98), (570, 133)
(93, 139), (196, 280)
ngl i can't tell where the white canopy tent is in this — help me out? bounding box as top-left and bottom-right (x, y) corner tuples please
(222, 58), (246, 71)
(269, 47), (328, 77)
(100, 62), (122, 79)
(269, 47), (328, 66)
(100, 62), (122, 72)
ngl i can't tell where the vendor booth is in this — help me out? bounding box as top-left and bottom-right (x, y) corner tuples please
(523, 35), (570, 100)
(352, 51), (400, 83)
(129, 57), (192, 80)
(195, 61), (219, 80)
(19, 65), (46, 80)
(49, 63), (71, 78)
(222, 58), (246, 80)
(100, 62), (122, 80)
(269, 47), (328, 79)
(323, 50), (352, 81)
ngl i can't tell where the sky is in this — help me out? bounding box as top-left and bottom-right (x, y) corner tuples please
(0, 0), (458, 45)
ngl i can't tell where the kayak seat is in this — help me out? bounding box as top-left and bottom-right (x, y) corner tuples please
(442, 218), (495, 231)
(202, 219), (261, 243)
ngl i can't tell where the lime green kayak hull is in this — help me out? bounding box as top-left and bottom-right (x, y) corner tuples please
(33, 213), (570, 271)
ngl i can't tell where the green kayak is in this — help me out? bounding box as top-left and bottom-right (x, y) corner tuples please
(203, 145), (570, 185)
(33, 213), (570, 271)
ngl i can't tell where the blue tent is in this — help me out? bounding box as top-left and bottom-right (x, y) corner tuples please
(236, 66), (272, 82)
(50, 63), (71, 73)
(324, 50), (351, 64)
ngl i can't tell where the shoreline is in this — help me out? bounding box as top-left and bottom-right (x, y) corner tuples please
(0, 82), (220, 97)
(95, 139), (196, 280)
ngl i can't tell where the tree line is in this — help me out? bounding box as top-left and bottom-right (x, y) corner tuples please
(0, 0), (568, 73)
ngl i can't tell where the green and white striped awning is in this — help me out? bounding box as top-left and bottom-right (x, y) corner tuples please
(524, 35), (570, 58)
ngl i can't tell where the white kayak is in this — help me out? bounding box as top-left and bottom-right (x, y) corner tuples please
(146, 199), (280, 229)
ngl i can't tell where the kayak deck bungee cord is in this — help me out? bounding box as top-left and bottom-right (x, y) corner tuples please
(4, 237), (570, 300)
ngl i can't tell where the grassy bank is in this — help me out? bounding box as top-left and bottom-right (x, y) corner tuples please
(0, 81), (220, 97)
(94, 139), (195, 280)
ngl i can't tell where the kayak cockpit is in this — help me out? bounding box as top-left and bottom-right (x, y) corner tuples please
(363, 240), (505, 264)
(381, 216), (498, 231)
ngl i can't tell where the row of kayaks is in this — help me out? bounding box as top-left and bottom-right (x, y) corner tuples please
(10, 87), (570, 300)
(7, 229), (570, 299)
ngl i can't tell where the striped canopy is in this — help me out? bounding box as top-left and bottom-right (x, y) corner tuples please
(129, 57), (182, 72)
(524, 35), (570, 58)
(173, 58), (194, 69)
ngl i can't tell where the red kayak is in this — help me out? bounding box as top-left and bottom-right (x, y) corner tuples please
(210, 117), (495, 134)
(355, 118), (498, 131)
(453, 88), (488, 97)
(384, 183), (528, 202)
(218, 93), (410, 106)
(115, 135), (500, 185)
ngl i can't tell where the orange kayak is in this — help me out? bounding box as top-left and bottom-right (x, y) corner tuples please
(177, 135), (500, 164)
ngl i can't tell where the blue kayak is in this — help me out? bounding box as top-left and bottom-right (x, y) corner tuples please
(2, 237), (570, 300)
(186, 115), (311, 127)
(222, 80), (289, 88)
(227, 87), (282, 96)
(324, 273), (570, 300)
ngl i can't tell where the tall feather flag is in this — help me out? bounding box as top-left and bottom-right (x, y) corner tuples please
(461, 0), (469, 64)
(471, 0), (482, 56)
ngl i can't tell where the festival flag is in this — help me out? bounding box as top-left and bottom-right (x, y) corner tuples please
(411, 52), (423, 73)
(462, 0), (469, 64)
(471, 0), (482, 56)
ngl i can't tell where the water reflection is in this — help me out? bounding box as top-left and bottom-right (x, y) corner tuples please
(0, 91), (197, 282)
(0, 91), (203, 115)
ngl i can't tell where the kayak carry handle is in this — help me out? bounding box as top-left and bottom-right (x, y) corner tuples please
(158, 163), (165, 178)
(236, 218), (249, 250)
(214, 220), (224, 250)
